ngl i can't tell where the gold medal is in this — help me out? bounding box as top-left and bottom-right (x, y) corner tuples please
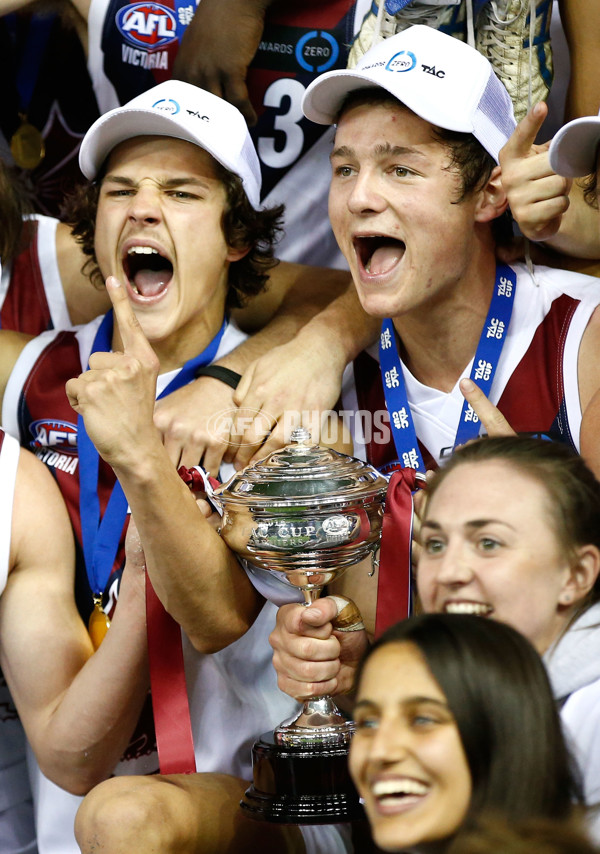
(10, 118), (45, 170)
(88, 595), (111, 650)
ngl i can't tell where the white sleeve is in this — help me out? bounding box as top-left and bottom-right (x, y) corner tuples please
(560, 679), (600, 843)
(242, 560), (305, 607)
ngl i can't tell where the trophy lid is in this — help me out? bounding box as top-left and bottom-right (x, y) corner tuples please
(213, 428), (388, 508)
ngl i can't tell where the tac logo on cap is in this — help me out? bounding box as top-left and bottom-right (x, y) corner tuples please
(117, 2), (177, 50)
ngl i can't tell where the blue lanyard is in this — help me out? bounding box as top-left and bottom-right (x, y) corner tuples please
(379, 264), (517, 470)
(173, 0), (193, 44)
(7, 13), (55, 117)
(78, 310), (226, 596)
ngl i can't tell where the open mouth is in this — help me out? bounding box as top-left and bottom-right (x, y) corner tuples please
(371, 778), (429, 810)
(354, 236), (405, 276)
(444, 601), (493, 617)
(123, 246), (173, 298)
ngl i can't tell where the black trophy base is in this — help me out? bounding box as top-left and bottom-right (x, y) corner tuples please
(240, 730), (365, 824)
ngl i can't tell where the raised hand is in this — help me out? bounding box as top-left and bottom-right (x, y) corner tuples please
(172, 0), (270, 127)
(65, 276), (162, 469)
(153, 376), (238, 474)
(499, 102), (572, 243)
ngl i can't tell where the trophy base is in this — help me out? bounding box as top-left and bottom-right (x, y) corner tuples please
(240, 731), (364, 824)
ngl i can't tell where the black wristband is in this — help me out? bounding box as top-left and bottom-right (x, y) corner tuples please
(193, 365), (241, 390)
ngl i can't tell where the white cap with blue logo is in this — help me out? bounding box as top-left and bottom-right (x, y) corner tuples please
(79, 80), (262, 209)
(302, 25), (516, 164)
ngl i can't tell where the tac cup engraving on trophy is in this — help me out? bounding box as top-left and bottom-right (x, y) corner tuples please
(212, 427), (388, 823)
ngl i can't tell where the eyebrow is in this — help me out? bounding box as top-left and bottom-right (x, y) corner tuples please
(354, 696), (450, 712)
(330, 143), (427, 161)
(102, 175), (212, 190)
(421, 519), (516, 532)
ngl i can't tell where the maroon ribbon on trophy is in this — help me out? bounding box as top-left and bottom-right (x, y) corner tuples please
(375, 467), (425, 639)
(146, 466), (220, 774)
(146, 577), (196, 774)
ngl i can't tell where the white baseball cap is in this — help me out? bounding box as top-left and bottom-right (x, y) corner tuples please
(79, 80), (262, 209)
(549, 110), (600, 178)
(302, 25), (516, 163)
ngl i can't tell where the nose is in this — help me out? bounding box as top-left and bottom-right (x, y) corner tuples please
(346, 170), (387, 216)
(128, 185), (161, 225)
(431, 543), (475, 588)
(363, 715), (411, 769)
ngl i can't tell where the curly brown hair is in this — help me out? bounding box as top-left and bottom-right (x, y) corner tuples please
(0, 160), (34, 263)
(61, 157), (284, 310)
(581, 172), (599, 211)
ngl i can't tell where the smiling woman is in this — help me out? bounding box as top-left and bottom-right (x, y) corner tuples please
(416, 437), (600, 842)
(350, 613), (584, 854)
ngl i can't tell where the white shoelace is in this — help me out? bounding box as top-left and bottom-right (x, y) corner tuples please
(478, 0), (538, 281)
(478, 0), (537, 111)
(373, 0), (471, 41)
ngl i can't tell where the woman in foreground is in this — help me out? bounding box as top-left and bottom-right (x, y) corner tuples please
(350, 613), (584, 853)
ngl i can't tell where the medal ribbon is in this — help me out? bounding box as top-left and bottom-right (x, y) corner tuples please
(7, 12), (54, 122)
(374, 265), (516, 627)
(78, 310), (227, 599)
(379, 264), (517, 470)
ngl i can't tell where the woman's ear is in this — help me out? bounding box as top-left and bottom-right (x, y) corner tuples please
(226, 244), (251, 263)
(558, 545), (600, 607)
(475, 164), (509, 224)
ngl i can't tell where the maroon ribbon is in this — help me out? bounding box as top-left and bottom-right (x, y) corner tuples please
(145, 466), (219, 775)
(375, 467), (423, 639)
(146, 575), (196, 774)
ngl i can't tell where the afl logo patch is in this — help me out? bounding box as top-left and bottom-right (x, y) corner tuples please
(116, 2), (177, 50)
(29, 419), (77, 454)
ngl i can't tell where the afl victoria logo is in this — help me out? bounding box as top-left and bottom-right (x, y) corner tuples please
(386, 50), (417, 73)
(117, 2), (177, 49)
(29, 419), (77, 453)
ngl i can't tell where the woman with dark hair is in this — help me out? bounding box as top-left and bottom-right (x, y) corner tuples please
(350, 612), (583, 853)
(447, 814), (600, 854)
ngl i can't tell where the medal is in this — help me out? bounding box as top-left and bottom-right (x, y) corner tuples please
(10, 118), (45, 170)
(6, 11), (54, 171)
(88, 595), (111, 649)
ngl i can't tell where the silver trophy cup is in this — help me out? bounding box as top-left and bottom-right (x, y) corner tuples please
(212, 428), (388, 823)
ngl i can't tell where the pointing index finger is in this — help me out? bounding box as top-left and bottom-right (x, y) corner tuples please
(460, 379), (516, 438)
(500, 102), (548, 163)
(106, 275), (156, 363)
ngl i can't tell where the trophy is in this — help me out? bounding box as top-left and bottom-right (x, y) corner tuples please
(212, 428), (388, 824)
